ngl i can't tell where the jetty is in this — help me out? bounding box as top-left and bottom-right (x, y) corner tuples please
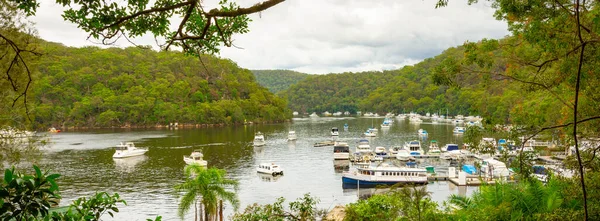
(314, 140), (335, 147)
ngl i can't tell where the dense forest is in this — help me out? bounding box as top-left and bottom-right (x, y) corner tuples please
(280, 45), (522, 124)
(29, 42), (291, 128)
(251, 70), (309, 93)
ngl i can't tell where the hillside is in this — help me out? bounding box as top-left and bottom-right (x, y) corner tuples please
(31, 42), (291, 128)
(251, 70), (309, 93)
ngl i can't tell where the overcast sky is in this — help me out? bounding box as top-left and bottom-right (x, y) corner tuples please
(32, 0), (508, 74)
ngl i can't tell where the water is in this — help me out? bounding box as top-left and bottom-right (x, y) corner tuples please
(38, 117), (478, 220)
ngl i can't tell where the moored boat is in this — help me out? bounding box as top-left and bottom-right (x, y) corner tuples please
(183, 150), (208, 166)
(253, 132), (266, 146)
(418, 129), (428, 137)
(333, 142), (350, 160)
(356, 139), (373, 154)
(428, 140), (441, 155)
(257, 163), (284, 176)
(113, 142), (148, 158)
(331, 127), (339, 136)
(374, 146), (387, 156)
(288, 131), (297, 141)
(342, 165), (428, 187)
(406, 140), (422, 156)
(453, 126), (465, 134)
(395, 149), (412, 161)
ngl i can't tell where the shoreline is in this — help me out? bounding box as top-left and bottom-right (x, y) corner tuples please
(46, 119), (291, 132)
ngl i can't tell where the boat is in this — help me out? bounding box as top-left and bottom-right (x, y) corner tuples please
(253, 132), (266, 146)
(342, 165), (428, 187)
(417, 129), (428, 137)
(428, 140), (441, 155)
(333, 142), (350, 160)
(389, 146), (402, 156)
(480, 158), (510, 178)
(257, 163), (283, 175)
(287, 131), (297, 141)
(497, 139), (507, 151)
(442, 144), (459, 152)
(331, 127), (339, 136)
(363, 128), (377, 137)
(309, 112), (319, 118)
(453, 126), (465, 134)
(183, 150), (208, 166)
(356, 139), (372, 154)
(113, 142), (148, 158)
(49, 127), (61, 133)
(374, 146), (387, 156)
(343, 123), (349, 131)
(372, 154), (384, 161)
(292, 111), (299, 116)
(381, 121), (391, 128)
(406, 140), (422, 156)
(322, 111), (332, 117)
(395, 149), (412, 161)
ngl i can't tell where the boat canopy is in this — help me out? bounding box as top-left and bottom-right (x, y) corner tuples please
(446, 144), (459, 151)
(462, 165), (477, 174)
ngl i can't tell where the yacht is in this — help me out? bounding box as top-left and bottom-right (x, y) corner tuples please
(442, 144), (459, 152)
(374, 146), (387, 156)
(342, 165), (428, 187)
(287, 131), (297, 141)
(253, 132), (266, 146)
(333, 142), (350, 160)
(395, 149), (412, 161)
(113, 142), (148, 158)
(331, 127), (339, 136)
(428, 140), (441, 155)
(356, 139), (372, 154)
(453, 127), (465, 134)
(257, 163), (283, 176)
(183, 150), (208, 166)
(405, 140), (422, 156)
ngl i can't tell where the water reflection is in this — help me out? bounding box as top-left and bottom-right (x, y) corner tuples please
(333, 160), (350, 173)
(113, 155), (147, 173)
(257, 173), (282, 182)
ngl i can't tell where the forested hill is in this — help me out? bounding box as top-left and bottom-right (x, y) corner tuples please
(282, 45), (521, 124)
(251, 70), (309, 93)
(31, 42), (291, 128)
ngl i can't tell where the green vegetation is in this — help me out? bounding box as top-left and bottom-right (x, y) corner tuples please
(251, 70), (309, 94)
(231, 193), (321, 221)
(30, 42), (291, 128)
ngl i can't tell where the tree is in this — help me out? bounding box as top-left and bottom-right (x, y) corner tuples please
(175, 164), (239, 221)
(231, 193), (321, 221)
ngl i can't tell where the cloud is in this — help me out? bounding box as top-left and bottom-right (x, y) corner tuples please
(30, 0), (508, 74)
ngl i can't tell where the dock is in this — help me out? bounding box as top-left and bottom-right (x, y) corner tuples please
(314, 140), (335, 147)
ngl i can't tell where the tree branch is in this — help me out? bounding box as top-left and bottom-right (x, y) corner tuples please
(103, 1), (195, 31)
(205, 0), (285, 17)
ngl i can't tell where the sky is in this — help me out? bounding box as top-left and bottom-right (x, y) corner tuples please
(31, 0), (509, 74)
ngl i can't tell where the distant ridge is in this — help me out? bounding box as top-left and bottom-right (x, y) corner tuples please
(251, 70), (309, 93)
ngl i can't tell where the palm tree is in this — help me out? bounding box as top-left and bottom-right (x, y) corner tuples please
(175, 164), (239, 221)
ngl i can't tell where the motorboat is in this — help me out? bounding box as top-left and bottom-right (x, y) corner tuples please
(453, 127), (465, 134)
(333, 142), (350, 160)
(409, 116), (423, 123)
(287, 131), (297, 141)
(480, 158), (510, 178)
(428, 140), (441, 155)
(363, 128), (377, 137)
(183, 150), (208, 166)
(417, 129), (428, 137)
(331, 127), (339, 136)
(389, 146), (402, 156)
(253, 132), (266, 146)
(442, 144), (459, 152)
(344, 123), (349, 131)
(292, 111), (299, 116)
(405, 140), (422, 156)
(372, 154), (384, 161)
(356, 139), (372, 154)
(309, 112), (319, 118)
(395, 149), (412, 161)
(113, 142), (148, 158)
(342, 165), (428, 187)
(374, 146), (387, 156)
(257, 163), (283, 176)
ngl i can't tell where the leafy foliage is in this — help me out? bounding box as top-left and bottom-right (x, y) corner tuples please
(46, 192), (126, 220)
(231, 193), (320, 221)
(251, 70), (309, 94)
(0, 165), (60, 220)
(30, 42), (291, 128)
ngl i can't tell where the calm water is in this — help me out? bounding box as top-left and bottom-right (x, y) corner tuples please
(39, 117), (478, 220)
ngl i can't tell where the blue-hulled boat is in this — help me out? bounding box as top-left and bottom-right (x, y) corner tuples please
(342, 165), (428, 187)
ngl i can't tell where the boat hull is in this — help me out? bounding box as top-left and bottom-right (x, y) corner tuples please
(341, 176), (427, 187)
(113, 150), (147, 158)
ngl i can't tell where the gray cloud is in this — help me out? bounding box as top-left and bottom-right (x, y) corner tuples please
(31, 0), (508, 74)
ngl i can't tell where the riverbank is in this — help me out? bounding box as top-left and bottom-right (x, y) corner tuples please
(46, 119), (291, 132)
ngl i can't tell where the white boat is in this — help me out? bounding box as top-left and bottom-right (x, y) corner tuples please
(113, 142), (148, 158)
(309, 112), (319, 118)
(333, 142), (350, 160)
(409, 116), (422, 123)
(183, 150), (208, 166)
(388, 146), (401, 156)
(257, 163), (283, 175)
(442, 144), (459, 152)
(395, 149), (412, 161)
(374, 146), (387, 156)
(417, 129), (428, 137)
(331, 127), (339, 136)
(372, 154), (384, 161)
(292, 111), (299, 116)
(287, 131), (297, 141)
(342, 165), (428, 186)
(480, 158), (510, 178)
(253, 132), (266, 146)
(356, 139), (372, 154)
(363, 128), (377, 137)
(322, 111), (332, 116)
(428, 140), (441, 155)
(453, 127), (465, 134)
(405, 140), (422, 156)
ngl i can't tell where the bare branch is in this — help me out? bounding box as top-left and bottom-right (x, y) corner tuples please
(205, 0), (285, 17)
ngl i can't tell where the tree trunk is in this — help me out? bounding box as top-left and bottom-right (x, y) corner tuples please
(199, 203), (204, 221)
(204, 205), (209, 221)
(195, 201), (198, 221)
(219, 200), (223, 221)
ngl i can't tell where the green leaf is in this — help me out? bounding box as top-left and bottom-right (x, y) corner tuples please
(34, 165), (42, 178)
(4, 168), (13, 183)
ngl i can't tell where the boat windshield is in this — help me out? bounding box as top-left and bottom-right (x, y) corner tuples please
(115, 146), (127, 150)
(334, 146), (350, 153)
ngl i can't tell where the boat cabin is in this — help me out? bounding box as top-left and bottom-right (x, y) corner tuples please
(334, 143), (350, 153)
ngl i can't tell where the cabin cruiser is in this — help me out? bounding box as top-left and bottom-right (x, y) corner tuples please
(253, 132), (266, 146)
(442, 144), (459, 152)
(287, 131), (297, 141)
(344, 123), (349, 131)
(389, 146), (402, 156)
(113, 142), (148, 158)
(183, 150), (208, 166)
(356, 139), (373, 154)
(374, 146), (387, 156)
(395, 149), (412, 161)
(342, 165), (428, 187)
(257, 163), (283, 175)
(331, 127), (339, 136)
(453, 127), (465, 134)
(372, 154), (384, 161)
(428, 140), (441, 155)
(405, 140), (422, 156)
(480, 158), (510, 178)
(363, 128), (377, 137)
(333, 142), (350, 160)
